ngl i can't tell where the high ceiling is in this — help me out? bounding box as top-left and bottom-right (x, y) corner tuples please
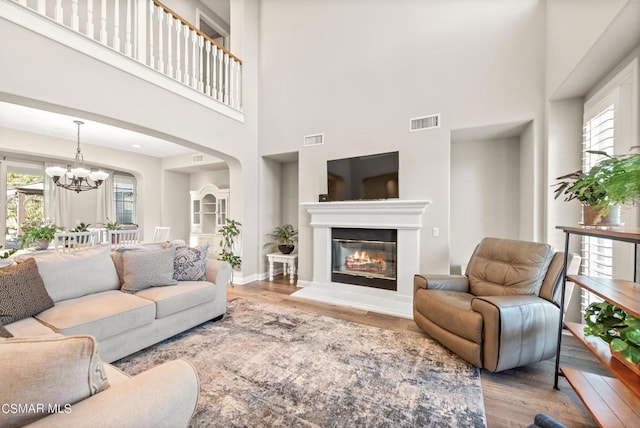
(0, 101), (195, 158)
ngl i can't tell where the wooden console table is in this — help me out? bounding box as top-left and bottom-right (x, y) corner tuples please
(267, 252), (297, 285)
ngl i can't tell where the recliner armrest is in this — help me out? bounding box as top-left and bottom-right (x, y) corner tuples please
(414, 274), (470, 294)
(471, 295), (560, 372)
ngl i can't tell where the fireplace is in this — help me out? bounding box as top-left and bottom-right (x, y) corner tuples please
(296, 200), (431, 318)
(331, 228), (397, 291)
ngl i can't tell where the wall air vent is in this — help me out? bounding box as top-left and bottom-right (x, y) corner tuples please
(304, 133), (324, 147)
(409, 114), (440, 132)
(192, 154), (205, 163)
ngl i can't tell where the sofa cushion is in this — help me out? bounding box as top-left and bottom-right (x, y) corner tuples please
(2, 317), (56, 337)
(415, 289), (483, 344)
(466, 238), (554, 297)
(0, 258), (54, 324)
(135, 281), (217, 318)
(121, 246), (178, 293)
(173, 245), (209, 281)
(23, 245), (120, 302)
(0, 335), (109, 427)
(35, 290), (155, 340)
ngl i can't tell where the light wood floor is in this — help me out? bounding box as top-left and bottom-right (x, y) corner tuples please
(229, 276), (605, 428)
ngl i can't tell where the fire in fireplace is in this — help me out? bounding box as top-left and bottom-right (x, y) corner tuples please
(331, 228), (397, 291)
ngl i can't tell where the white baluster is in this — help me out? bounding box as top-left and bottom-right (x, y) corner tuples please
(228, 60), (235, 108)
(236, 63), (242, 109)
(175, 21), (182, 81)
(125, 0), (132, 56)
(166, 14), (173, 78)
(136, 0), (148, 63)
(224, 53), (230, 104)
(36, 0), (45, 14)
(183, 25), (189, 84)
(212, 46), (218, 100)
(198, 35), (204, 92)
(71, 0), (79, 31)
(205, 42), (211, 96)
(148, 0), (155, 69)
(86, 0), (94, 38)
(55, 0), (63, 24)
(113, 0), (120, 51)
(217, 48), (224, 100)
(157, 10), (164, 72)
(100, 0), (108, 45)
(191, 30), (198, 88)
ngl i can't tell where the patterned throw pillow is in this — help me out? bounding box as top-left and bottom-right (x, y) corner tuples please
(0, 258), (54, 325)
(173, 245), (209, 281)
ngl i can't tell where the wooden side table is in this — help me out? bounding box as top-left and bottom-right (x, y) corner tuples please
(267, 252), (297, 285)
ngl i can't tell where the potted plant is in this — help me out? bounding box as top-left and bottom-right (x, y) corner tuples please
(218, 219), (242, 282)
(553, 148), (640, 225)
(266, 224), (298, 254)
(71, 222), (91, 232)
(20, 221), (61, 250)
(584, 302), (640, 374)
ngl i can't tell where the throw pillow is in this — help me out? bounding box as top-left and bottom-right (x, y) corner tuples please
(0, 335), (109, 426)
(173, 245), (209, 281)
(0, 323), (12, 338)
(121, 246), (178, 293)
(0, 258), (54, 325)
(111, 242), (172, 286)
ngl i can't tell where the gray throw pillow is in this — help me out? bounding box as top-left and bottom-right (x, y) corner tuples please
(121, 246), (178, 293)
(0, 258), (54, 325)
(173, 245), (209, 281)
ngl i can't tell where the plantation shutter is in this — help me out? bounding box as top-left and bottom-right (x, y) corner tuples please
(580, 103), (615, 314)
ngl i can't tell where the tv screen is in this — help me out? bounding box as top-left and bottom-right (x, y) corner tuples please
(327, 151), (399, 201)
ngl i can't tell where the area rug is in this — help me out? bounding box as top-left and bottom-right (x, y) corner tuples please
(114, 299), (487, 427)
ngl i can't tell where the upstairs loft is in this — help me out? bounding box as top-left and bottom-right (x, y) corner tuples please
(3, 0), (243, 122)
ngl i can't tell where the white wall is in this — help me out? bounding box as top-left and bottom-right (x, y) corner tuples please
(259, 0), (546, 279)
(450, 137), (520, 271)
(161, 170), (191, 242)
(281, 160), (299, 227)
(190, 170), (231, 190)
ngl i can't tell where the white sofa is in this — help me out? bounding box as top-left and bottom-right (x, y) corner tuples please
(1, 244), (231, 427)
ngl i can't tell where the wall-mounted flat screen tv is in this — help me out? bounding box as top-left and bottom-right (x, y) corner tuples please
(327, 151), (399, 201)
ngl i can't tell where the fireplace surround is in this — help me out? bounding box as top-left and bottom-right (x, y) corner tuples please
(295, 200), (431, 318)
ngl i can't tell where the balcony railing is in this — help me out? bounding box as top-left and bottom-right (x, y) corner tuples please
(10, 0), (242, 111)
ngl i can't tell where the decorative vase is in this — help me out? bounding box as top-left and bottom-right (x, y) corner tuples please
(582, 205), (622, 226)
(610, 346), (640, 376)
(35, 239), (50, 250)
(278, 244), (295, 254)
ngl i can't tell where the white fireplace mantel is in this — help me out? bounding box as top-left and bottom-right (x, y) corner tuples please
(294, 199), (431, 319)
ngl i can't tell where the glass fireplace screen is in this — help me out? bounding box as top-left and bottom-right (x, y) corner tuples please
(331, 228), (397, 291)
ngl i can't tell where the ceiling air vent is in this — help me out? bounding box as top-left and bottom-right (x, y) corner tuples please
(192, 154), (205, 163)
(304, 133), (324, 147)
(409, 114), (440, 132)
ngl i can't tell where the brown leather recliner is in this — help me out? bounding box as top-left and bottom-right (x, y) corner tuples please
(414, 237), (579, 372)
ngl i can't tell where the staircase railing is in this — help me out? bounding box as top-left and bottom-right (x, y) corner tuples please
(10, 0), (242, 111)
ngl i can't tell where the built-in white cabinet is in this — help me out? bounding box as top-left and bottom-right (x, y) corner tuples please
(189, 184), (229, 250)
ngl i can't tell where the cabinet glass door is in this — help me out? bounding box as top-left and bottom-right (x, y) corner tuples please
(192, 200), (200, 224)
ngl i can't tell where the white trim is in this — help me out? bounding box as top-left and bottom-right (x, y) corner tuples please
(196, 8), (229, 49)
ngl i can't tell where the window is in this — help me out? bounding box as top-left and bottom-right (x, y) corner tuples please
(113, 174), (136, 225)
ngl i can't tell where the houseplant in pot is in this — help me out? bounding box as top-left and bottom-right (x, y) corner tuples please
(20, 221), (61, 250)
(266, 224), (298, 254)
(553, 148), (640, 225)
(584, 301), (640, 374)
(219, 219), (242, 283)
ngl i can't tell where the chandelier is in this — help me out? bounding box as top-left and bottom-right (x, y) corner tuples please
(45, 120), (109, 193)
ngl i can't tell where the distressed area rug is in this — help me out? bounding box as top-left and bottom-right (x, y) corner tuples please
(114, 299), (486, 427)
